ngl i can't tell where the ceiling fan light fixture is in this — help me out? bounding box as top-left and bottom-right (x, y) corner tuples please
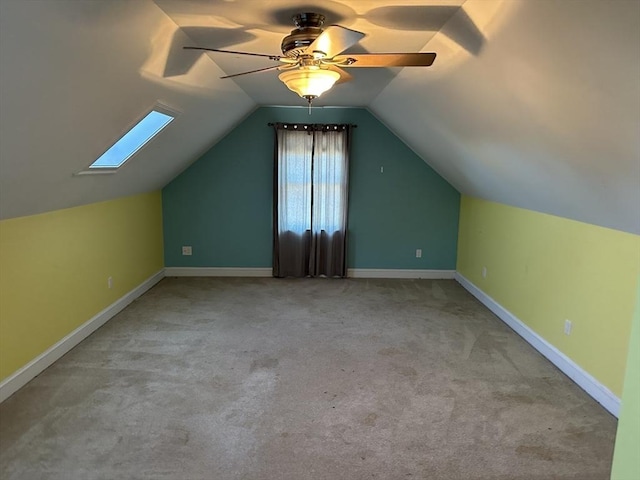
(185, 12), (437, 108)
(278, 68), (340, 102)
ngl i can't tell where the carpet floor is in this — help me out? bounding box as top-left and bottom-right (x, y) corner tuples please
(0, 278), (617, 479)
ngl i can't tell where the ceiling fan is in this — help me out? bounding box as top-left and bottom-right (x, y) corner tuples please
(184, 12), (436, 107)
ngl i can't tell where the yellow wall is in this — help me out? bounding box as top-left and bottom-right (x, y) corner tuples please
(611, 283), (640, 479)
(457, 196), (640, 397)
(0, 192), (164, 381)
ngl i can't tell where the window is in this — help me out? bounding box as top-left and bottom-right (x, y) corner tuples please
(276, 127), (348, 235)
(80, 107), (175, 174)
(273, 123), (352, 278)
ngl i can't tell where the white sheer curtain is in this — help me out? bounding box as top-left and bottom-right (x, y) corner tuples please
(273, 124), (351, 278)
(312, 130), (348, 236)
(276, 129), (313, 235)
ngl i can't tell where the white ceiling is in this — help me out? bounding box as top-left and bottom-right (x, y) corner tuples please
(0, 0), (255, 219)
(0, 0), (638, 234)
(153, 0), (468, 106)
(370, 0), (640, 235)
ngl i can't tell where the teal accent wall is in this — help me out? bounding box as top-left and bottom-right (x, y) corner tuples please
(162, 107), (460, 269)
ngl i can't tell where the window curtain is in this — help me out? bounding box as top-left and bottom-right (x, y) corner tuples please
(272, 123), (352, 278)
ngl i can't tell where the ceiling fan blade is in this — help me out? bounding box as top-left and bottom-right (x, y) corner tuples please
(304, 25), (365, 59)
(326, 65), (353, 85)
(183, 46), (283, 61)
(334, 53), (437, 67)
(220, 64), (284, 79)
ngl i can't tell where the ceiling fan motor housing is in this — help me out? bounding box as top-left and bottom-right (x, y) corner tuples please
(281, 13), (325, 58)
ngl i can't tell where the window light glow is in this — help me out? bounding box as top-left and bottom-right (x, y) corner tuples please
(89, 110), (174, 169)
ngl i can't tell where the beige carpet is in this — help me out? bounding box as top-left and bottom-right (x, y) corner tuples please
(0, 278), (616, 479)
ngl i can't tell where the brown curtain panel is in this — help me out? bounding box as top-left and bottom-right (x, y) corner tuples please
(272, 123), (352, 278)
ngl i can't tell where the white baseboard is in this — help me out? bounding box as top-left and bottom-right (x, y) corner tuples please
(6, 267), (615, 417)
(348, 269), (455, 279)
(165, 267), (455, 279)
(164, 267), (272, 277)
(0, 269), (165, 403)
(454, 272), (620, 417)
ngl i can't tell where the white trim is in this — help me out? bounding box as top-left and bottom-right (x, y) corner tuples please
(454, 272), (621, 417)
(348, 269), (455, 279)
(0, 270), (165, 403)
(164, 267), (272, 277)
(165, 267), (456, 279)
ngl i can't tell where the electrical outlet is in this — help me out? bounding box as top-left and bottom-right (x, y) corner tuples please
(182, 246), (192, 256)
(107, 276), (113, 289)
(482, 266), (487, 278)
(416, 249), (422, 258)
(564, 319), (572, 335)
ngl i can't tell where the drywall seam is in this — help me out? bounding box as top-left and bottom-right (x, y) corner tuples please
(0, 269), (165, 403)
(348, 269), (455, 279)
(455, 272), (620, 417)
(164, 267), (272, 277)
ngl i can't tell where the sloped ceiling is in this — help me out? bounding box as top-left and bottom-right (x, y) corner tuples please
(0, 0), (638, 234)
(0, 0), (255, 220)
(370, 0), (640, 235)
(152, 0), (469, 106)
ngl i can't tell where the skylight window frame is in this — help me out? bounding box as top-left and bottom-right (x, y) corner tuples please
(76, 103), (178, 175)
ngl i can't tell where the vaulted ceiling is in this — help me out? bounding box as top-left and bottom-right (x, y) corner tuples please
(1, 0), (638, 234)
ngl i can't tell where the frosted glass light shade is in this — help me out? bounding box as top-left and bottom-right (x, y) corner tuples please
(278, 68), (340, 99)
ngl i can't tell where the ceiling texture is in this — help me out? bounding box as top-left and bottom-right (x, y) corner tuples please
(0, 0), (638, 234)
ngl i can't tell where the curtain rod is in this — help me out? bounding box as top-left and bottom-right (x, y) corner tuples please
(268, 123), (357, 128)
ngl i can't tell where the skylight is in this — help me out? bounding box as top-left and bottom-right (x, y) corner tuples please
(88, 109), (175, 170)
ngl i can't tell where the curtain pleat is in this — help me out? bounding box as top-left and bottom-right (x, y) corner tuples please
(273, 124), (351, 278)
(273, 128), (313, 277)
